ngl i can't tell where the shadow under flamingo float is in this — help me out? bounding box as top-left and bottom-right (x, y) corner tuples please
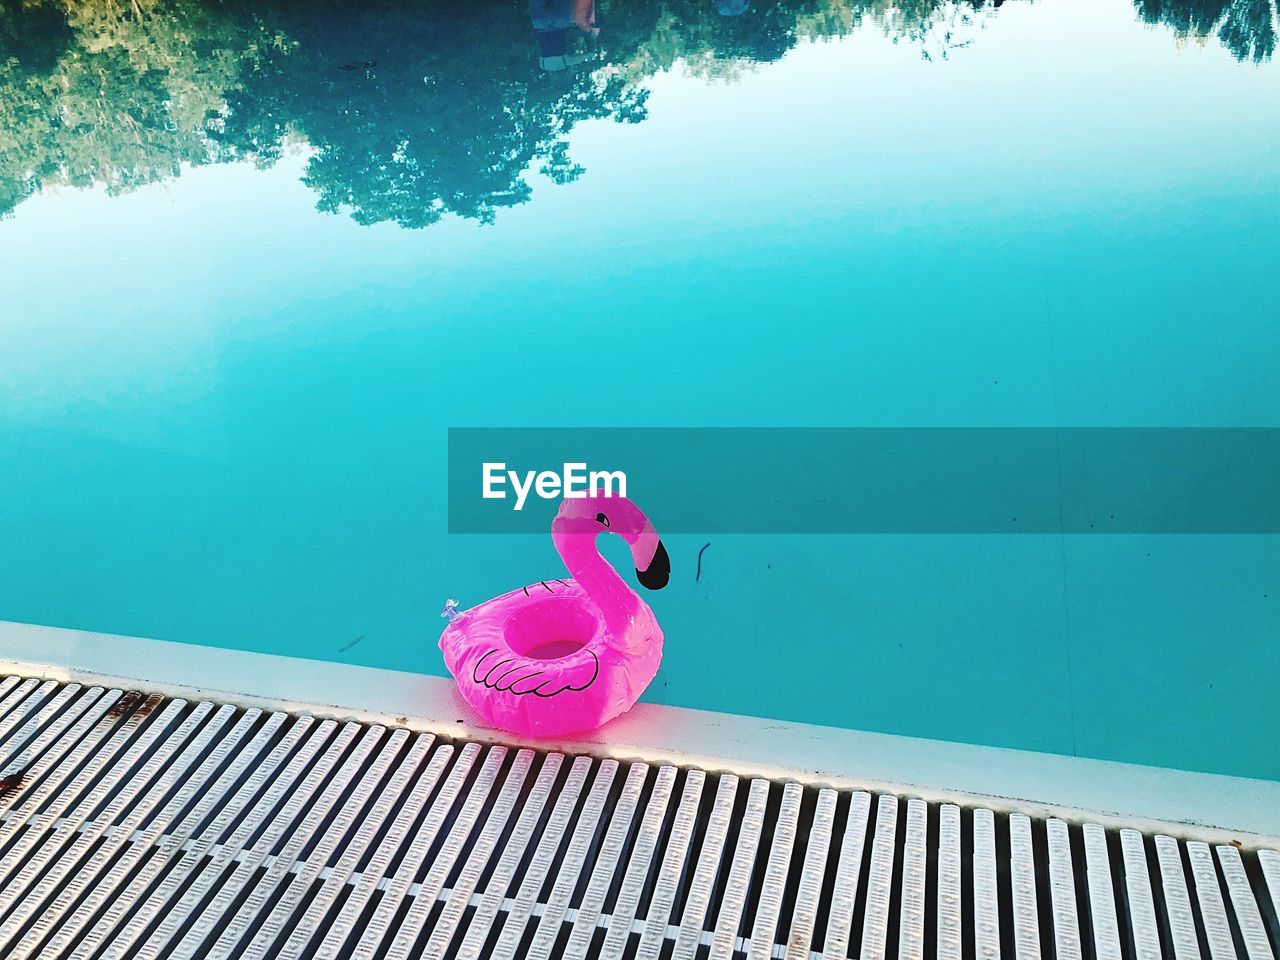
(439, 493), (670, 737)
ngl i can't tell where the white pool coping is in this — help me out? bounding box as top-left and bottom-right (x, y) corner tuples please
(2, 619), (1276, 848)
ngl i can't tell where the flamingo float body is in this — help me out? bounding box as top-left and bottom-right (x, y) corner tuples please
(439, 493), (669, 737)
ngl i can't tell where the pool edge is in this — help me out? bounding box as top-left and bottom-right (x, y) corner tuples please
(2, 618), (1276, 848)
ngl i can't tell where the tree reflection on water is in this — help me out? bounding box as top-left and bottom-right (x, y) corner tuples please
(0, 0), (1274, 226)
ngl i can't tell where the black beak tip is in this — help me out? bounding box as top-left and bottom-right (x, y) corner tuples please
(636, 540), (670, 590)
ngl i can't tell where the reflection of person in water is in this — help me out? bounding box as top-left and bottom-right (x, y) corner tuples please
(529, 0), (599, 72)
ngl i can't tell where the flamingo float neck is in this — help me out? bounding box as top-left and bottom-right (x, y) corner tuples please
(552, 527), (640, 637)
(549, 493), (668, 644)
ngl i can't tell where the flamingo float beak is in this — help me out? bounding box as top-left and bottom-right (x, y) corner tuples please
(635, 540), (670, 590)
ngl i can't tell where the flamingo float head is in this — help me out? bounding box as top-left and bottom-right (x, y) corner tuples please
(551, 492), (670, 590)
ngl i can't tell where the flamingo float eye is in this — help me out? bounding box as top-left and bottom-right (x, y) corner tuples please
(595, 512), (610, 528)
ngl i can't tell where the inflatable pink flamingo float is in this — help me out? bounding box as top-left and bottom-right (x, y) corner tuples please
(439, 493), (669, 737)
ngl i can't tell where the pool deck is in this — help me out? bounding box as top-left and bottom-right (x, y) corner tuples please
(2, 618), (1277, 848)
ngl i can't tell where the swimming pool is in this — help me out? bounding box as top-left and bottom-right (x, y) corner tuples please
(1, 0), (1276, 780)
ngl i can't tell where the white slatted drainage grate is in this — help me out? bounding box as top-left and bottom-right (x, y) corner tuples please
(0, 675), (1278, 960)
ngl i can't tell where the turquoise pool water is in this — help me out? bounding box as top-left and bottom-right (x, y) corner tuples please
(1, 0), (1277, 779)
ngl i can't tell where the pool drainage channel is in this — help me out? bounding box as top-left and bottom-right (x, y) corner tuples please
(0, 675), (1277, 960)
